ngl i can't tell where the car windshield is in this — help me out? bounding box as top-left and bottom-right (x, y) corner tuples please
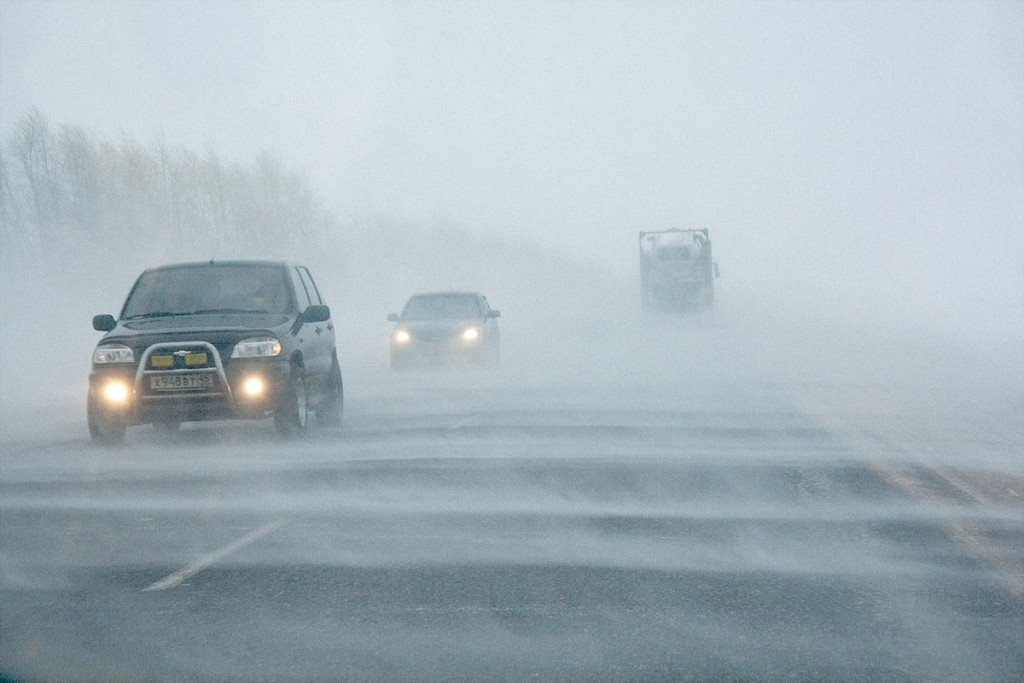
(121, 265), (293, 319)
(402, 294), (480, 320)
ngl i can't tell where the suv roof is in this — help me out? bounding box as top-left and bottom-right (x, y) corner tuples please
(142, 259), (299, 272)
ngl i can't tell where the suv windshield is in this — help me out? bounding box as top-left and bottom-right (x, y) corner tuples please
(121, 265), (293, 319)
(402, 294), (481, 320)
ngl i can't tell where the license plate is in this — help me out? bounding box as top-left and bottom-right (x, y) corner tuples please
(149, 373), (215, 391)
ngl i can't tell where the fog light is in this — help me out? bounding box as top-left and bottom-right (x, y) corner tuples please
(242, 376), (265, 397)
(102, 381), (130, 404)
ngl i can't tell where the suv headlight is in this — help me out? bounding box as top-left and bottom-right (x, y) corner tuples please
(231, 337), (282, 358)
(93, 344), (135, 364)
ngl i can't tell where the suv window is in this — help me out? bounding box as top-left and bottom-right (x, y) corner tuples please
(290, 267), (311, 310)
(297, 267), (323, 305)
(121, 264), (293, 318)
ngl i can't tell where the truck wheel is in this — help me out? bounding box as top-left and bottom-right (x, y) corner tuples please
(274, 368), (308, 436)
(88, 396), (127, 446)
(315, 357), (343, 427)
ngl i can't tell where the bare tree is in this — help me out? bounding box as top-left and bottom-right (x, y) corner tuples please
(7, 109), (61, 243)
(3, 109), (340, 266)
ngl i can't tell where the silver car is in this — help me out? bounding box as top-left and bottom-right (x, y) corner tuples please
(387, 291), (501, 370)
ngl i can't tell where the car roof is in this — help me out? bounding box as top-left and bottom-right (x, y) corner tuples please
(142, 259), (301, 273)
(407, 291), (483, 298)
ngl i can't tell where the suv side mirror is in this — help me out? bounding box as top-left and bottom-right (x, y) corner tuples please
(386, 313), (399, 322)
(93, 314), (117, 332)
(302, 304), (331, 324)
(486, 310), (501, 318)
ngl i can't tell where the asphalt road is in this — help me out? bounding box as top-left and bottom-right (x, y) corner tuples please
(2, 370), (1022, 681)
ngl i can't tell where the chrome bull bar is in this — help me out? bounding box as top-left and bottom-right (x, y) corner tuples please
(134, 341), (234, 402)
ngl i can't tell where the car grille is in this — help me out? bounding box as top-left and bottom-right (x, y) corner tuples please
(136, 341), (231, 400)
(148, 348), (215, 370)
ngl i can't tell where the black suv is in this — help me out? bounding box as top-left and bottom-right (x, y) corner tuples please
(88, 260), (342, 444)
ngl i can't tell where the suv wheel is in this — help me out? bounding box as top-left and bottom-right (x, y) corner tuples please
(274, 367), (308, 436)
(315, 356), (343, 427)
(88, 396), (127, 446)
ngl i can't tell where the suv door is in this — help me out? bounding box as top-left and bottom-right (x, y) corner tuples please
(293, 265), (332, 393)
(287, 266), (316, 384)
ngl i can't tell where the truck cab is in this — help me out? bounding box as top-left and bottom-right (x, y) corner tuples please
(639, 228), (718, 314)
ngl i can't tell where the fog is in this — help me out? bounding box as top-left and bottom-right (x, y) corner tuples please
(1, 3), (1022, 680)
(3, 0), (1022, 340)
(0, 0), (1020, 467)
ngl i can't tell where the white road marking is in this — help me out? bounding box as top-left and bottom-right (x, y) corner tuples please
(141, 520), (285, 592)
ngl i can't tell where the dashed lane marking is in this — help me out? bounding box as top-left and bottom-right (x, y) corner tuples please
(141, 520), (285, 592)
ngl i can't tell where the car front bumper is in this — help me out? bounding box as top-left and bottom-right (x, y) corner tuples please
(390, 340), (492, 368)
(88, 353), (291, 425)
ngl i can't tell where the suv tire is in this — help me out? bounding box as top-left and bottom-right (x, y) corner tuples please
(88, 396), (127, 446)
(315, 356), (343, 427)
(274, 367), (308, 436)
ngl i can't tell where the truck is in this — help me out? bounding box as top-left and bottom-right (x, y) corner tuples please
(639, 228), (718, 313)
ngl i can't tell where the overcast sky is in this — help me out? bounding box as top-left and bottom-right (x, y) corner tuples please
(2, 0), (1022, 338)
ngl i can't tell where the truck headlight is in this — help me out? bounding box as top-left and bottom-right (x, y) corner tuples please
(393, 329), (411, 344)
(231, 337), (282, 358)
(461, 327), (480, 342)
(93, 344), (135, 364)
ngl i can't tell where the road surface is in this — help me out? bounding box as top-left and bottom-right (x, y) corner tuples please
(2, 343), (1022, 681)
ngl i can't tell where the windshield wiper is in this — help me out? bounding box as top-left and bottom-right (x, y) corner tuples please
(123, 308), (270, 320)
(122, 311), (195, 320)
(188, 308), (270, 315)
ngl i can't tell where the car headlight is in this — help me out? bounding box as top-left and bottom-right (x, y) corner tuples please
(393, 329), (411, 344)
(241, 375), (265, 397)
(231, 337), (282, 358)
(93, 344), (135, 364)
(461, 327), (480, 342)
(101, 380), (131, 403)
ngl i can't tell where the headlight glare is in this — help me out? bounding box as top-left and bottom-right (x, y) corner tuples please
(461, 327), (480, 342)
(231, 337), (282, 358)
(102, 381), (130, 403)
(242, 376), (265, 397)
(93, 344), (135, 364)
(394, 329), (411, 344)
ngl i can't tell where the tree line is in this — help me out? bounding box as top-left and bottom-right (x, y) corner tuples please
(0, 109), (338, 264)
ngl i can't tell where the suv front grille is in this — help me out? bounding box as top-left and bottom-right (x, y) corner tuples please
(148, 349), (214, 370)
(135, 341), (232, 401)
